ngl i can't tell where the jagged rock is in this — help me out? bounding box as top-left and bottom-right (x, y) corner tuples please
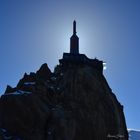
(4, 85), (17, 94)
(0, 63), (128, 140)
(0, 94), (51, 140)
(36, 63), (52, 80)
(49, 64), (128, 140)
(17, 72), (36, 89)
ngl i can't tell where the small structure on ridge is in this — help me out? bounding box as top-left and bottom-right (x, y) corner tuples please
(59, 21), (103, 73)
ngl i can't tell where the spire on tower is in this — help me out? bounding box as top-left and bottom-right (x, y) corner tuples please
(73, 20), (76, 35)
(70, 20), (79, 54)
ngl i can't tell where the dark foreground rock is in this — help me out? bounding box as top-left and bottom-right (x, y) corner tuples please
(0, 63), (128, 140)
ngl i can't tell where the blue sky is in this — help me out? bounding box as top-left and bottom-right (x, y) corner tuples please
(0, 0), (140, 129)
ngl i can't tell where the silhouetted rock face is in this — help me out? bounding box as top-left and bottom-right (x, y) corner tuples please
(0, 63), (128, 140)
(36, 63), (52, 80)
(0, 94), (50, 140)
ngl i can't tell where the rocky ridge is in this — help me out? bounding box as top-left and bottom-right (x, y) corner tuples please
(0, 62), (128, 140)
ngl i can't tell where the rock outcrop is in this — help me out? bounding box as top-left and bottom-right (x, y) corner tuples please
(0, 62), (128, 140)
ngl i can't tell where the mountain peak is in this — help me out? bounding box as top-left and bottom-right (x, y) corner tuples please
(0, 21), (128, 140)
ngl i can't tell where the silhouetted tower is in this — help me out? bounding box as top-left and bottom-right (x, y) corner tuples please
(70, 21), (79, 54)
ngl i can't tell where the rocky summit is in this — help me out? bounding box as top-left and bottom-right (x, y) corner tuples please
(0, 21), (128, 140)
(0, 62), (128, 140)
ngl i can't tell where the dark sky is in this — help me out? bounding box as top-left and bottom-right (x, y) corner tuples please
(0, 0), (140, 129)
